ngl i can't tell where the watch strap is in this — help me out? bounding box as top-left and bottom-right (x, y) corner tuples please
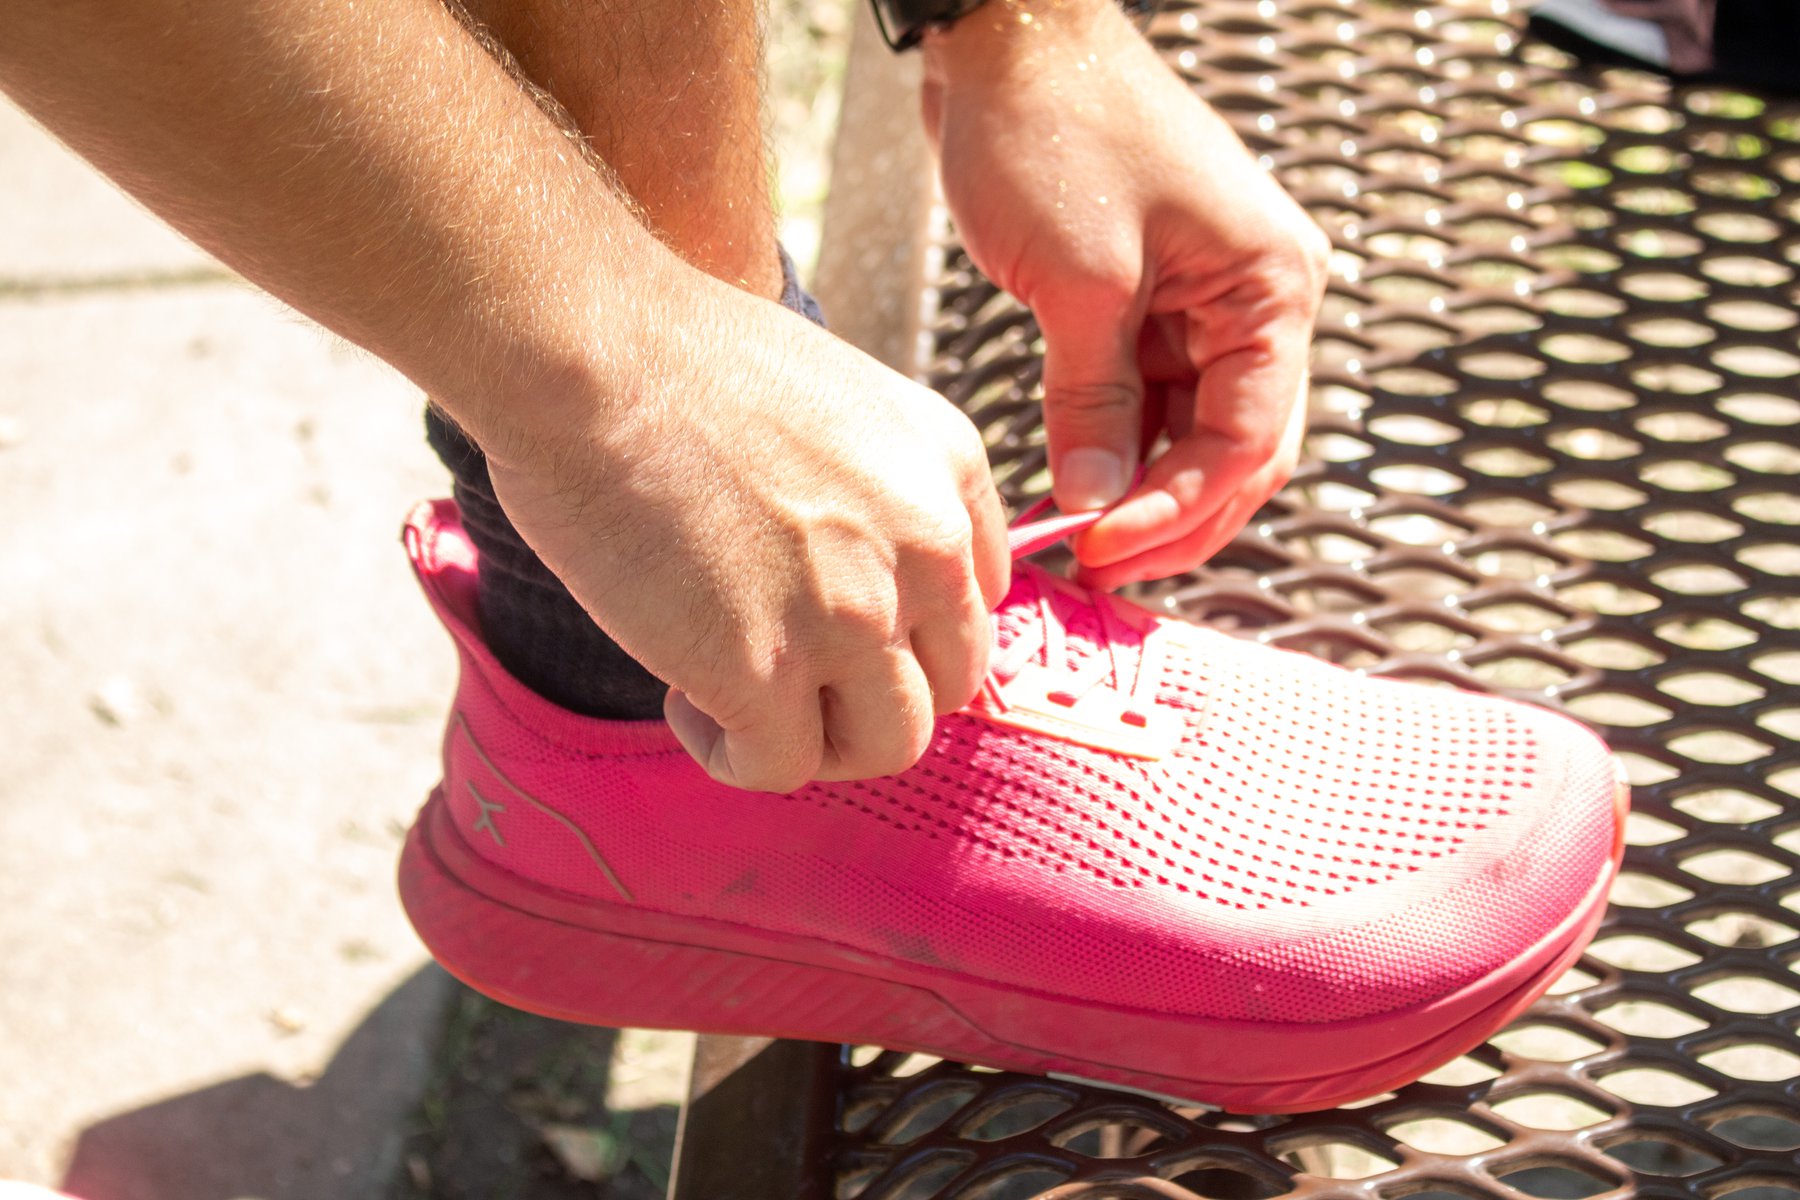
(874, 0), (1161, 52)
(872, 0), (989, 50)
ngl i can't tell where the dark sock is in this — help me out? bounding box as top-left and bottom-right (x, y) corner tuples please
(425, 249), (827, 720)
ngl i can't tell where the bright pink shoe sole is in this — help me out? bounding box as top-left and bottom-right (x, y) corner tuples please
(399, 770), (1627, 1114)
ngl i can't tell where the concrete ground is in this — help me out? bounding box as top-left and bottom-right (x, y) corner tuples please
(0, 96), (462, 1196)
(1, 3), (851, 1189)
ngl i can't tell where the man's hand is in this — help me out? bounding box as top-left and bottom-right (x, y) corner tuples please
(0, 0), (1009, 793)
(921, 0), (1328, 589)
(488, 276), (1009, 793)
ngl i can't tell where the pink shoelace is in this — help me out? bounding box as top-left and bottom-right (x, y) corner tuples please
(983, 499), (1168, 728)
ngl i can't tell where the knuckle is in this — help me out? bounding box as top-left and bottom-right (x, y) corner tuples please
(956, 463), (1003, 539)
(680, 667), (762, 734)
(950, 419), (995, 480)
(1266, 266), (1320, 317)
(1249, 229), (1330, 320)
(909, 504), (975, 572)
(824, 591), (896, 643)
(920, 654), (970, 712)
(1246, 393), (1309, 460)
(1048, 379), (1138, 417)
(1281, 225), (1333, 299)
(925, 405), (998, 491)
(797, 572), (900, 655)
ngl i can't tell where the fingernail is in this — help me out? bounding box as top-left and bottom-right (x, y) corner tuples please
(1057, 448), (1128, 512)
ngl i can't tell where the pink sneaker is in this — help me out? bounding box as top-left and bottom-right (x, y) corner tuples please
(398, 498), (1626, 1113)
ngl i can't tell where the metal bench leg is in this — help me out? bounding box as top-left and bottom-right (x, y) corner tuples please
(667, 1036), (839, 1200)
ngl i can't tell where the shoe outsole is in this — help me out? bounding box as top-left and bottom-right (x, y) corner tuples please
(398, 763), (1627, 1114)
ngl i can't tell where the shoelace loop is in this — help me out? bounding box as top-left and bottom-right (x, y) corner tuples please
(988, 500), (1165, 725)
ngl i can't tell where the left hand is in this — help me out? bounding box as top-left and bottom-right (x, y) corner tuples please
(921, 0), (1328, 589)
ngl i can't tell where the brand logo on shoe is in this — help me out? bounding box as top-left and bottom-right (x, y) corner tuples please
(468, 782), (507, 846)
(451, 712), (635, 901)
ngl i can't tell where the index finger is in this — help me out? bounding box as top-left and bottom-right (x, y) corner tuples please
(1075, 307), (1309, 571)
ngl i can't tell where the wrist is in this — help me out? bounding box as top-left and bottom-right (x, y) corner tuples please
(922, 0), (1130, 85)
(433, 232), (701, 475)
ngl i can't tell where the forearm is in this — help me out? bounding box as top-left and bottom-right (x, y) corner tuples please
(456, 0), (778, 293)
(0, 0), (683, 462)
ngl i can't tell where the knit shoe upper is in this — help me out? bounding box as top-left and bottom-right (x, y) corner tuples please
(408, 497), (1619, 1031)
(397, 496), (1634, 1108)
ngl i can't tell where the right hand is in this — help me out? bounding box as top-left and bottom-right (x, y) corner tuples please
(484, 276), (1010, 793)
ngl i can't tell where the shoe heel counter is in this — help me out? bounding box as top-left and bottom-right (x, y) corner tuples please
(403, 498), (496, 674)
(438, 699), (638, 902)
(404, 499), (542, 877)
(403, 497), (661, 903)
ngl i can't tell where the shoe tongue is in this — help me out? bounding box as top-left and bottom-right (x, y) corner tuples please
(992, 570), (1115, 675)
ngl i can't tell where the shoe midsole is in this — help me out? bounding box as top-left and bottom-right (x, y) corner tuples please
(401, 777), (1624, 1095)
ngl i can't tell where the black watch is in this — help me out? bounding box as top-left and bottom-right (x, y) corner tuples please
(872, 0), (1161, 52)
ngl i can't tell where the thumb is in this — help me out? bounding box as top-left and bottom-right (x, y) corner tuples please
(664, 688), (822, 794)
(1041, 311), (1144, 514)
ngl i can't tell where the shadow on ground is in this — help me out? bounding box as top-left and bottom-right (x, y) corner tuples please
(61, 967), (451, 1200)
(60, 968), (676, 1200)
(387, 986), (678, 1200)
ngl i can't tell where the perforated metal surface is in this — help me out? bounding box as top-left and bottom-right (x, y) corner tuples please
(825, 2), (1800, 1197)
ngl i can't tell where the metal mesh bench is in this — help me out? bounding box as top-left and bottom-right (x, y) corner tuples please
(669, 2), (1800, 1195)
